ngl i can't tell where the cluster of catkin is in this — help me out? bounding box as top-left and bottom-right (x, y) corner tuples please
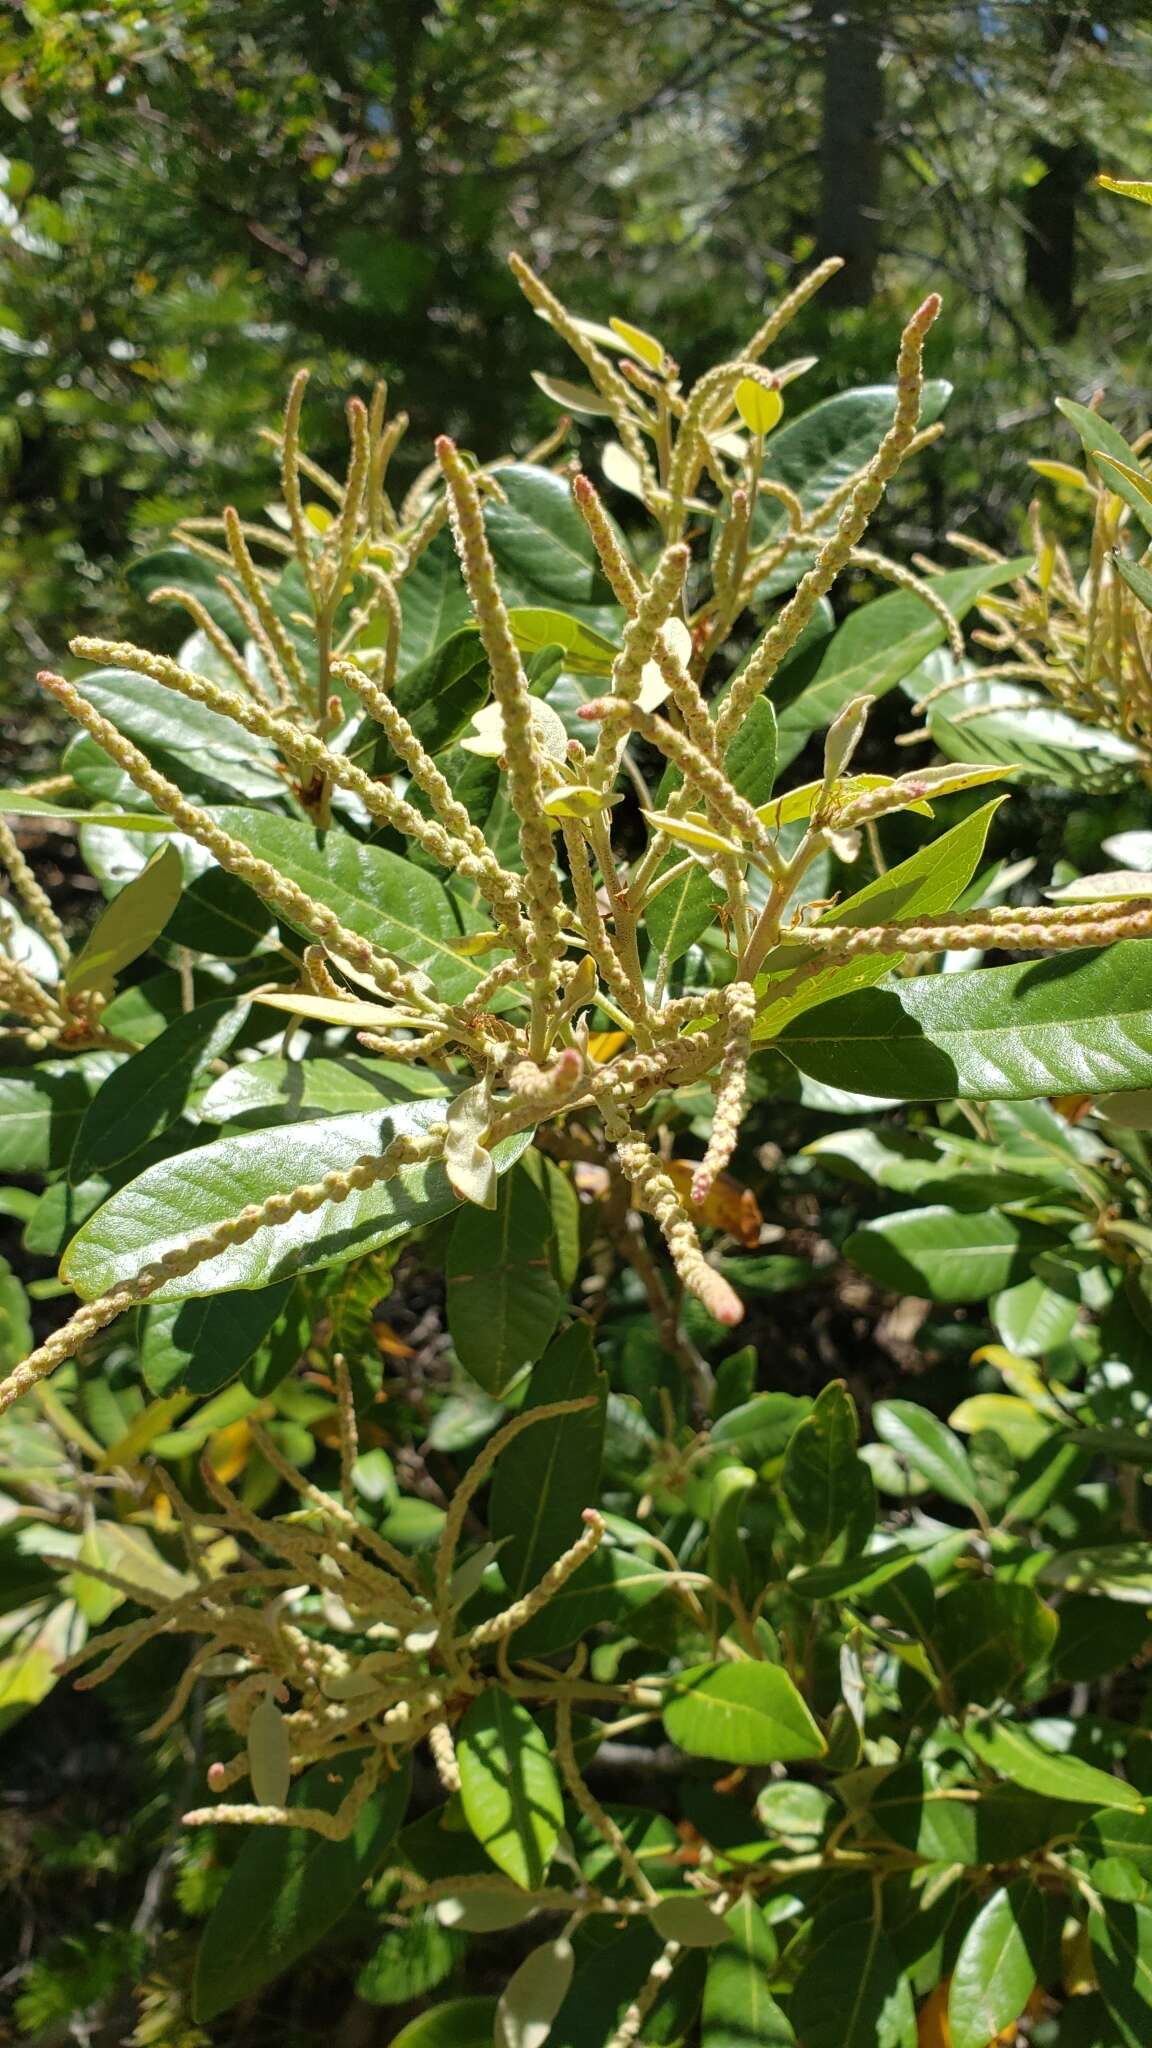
(8, 253), (1152, 1418)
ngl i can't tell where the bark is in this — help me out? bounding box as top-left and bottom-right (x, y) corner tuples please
(815, 0), (885, 305)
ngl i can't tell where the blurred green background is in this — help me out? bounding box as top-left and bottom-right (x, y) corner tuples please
(0, 0), (1150, 690)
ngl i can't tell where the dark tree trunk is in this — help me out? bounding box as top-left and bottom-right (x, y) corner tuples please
(815, 0), (885, 305)
(1021, 138), (1095, 339)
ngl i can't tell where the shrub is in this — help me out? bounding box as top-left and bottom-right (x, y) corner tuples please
(3, 254), (1152, 2046)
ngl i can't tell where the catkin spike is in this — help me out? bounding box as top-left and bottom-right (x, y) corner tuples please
(715, 292), (942, 750)
(614, 1131), (744, 1327)
(692, 980), (756, 1204)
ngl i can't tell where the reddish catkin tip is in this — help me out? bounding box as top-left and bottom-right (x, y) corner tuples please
(707, 1274), (745, 1328)
(207, 1761), (227, 1792)
(571, 473), (593, 502)
(914, 291), (943, 327)
(576, 696), (612, 721)
(433, 434), (456, 462)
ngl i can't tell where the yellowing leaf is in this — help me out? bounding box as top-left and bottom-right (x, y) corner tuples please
(542, 784), (620, 821)
(587, 1031), (629, 1061)
(254, 991), (421, 1029)
(207, 1419), (253, 1484)
(1099, 174), (1152, 206)
(642, 808), (742, 858)
(608, 316), (665, 370)
(665, 1159), (763, 1246)
(948, 1394), (1052, 1458)
(734, 379), (783, 437)
(506, 608), (617, 674)
(1028, 458), (1094, 492)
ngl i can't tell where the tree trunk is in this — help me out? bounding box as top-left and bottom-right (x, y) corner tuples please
(815, 0), (885, 305)
(1021, 137), (1094, 338)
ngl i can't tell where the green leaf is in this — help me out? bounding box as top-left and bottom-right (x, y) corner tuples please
(752, 382), (952, 548)
(490, 1322), (606, 1597)
(70, 996), (245, 1182)
(484, 465), (619, 625)
(710, 1392), (812, 1464)
(755, 800), (1004, 1035)
(76, 666), (283, 803)
(872, 1400), (983, 1508)
(992, 1273), (1080, 1356)
(456, 1688), (564, 1890)
(355, 625), (490, 771)
(651, 1895), (733, 1947)
(204, 808), (494, 1004)
(846, 1205), (1040, 1303)
(0, 1257), (31, 1369)
(703, 1946), (794, 2046)
(356, 1912), (463, 2007)
(192, 1751), (411, 2021)
(948, 1883), (1042, 2048)
(968, 1720), (1145, 1811)
(139, 1282), (295, 1396)
(663, 1661), (825, 1765)
(0, 1057), (119, 1173)
(504, 1547), (668, 1657)
(781, 1378), (873, 1559)
(778, 943), (1152, 1101)
(391, 2001), (498, 2048)
(1090, 1901), (1152, 2048)
(918, 659), (1143, 789)
(62, 1104), (532, 1302)
(791, 1913), (916, 2048)
(126, 547), (246, 645)
(497, 1937), (576, 2048)
(0, 791), (177, 832)
(774, 560), (1030, 772)
(933, 1582), (1058, 1706)
(445, 1164), (564, 1393)
(1042, 1543), (1152, 1603)
(64, 843), (183, 998)
(199, 1053), (447, 1127)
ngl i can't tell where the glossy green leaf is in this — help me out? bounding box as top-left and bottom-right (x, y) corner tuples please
(919, 661), (1142, 789)
(505, 1546), (668, 1657)
(933, 1582), (1058, 1706)
(63, 1104), (532, 1302)
(778, 943), (1152, 1101)
(355, 625), (490, 771)
(968, 1720), (1144, 1811)
(199, 1053), (447, 1127)
(781, 1378), (873, 1559)
(0, 791), (177, 832)
(710, 1392), (812, 1464)
(445, 1164), (564, 1394)
(791, 1913), (916, 2048)
(65, 843), (183, 998)
(755, 799), (1004, 1036)
(0, 1056), (120, 1173)
(846, 1206), (1039, 1303)
(76, 666), (283, 803)
(752, 382), (952, 547)
(872, 1400), (982, 1508)
(992, 1272), (1080, 1356)
(1090, 1900), (1152, 2048)
(490, 1322), (606, 1596)
(456, 1688), (564, 1890)
(70, 995), (244, 1181)
(204, 808), (493, 1003)
(703, 1945), (794, 2046)
(484, 464), (619, 625)
(663, 1660), (825, 1765)
(139, 1281), (294, 1396)
(192, 1751), (411, 2021)
(356, 1912), (463, 2007)
(391, 2001), (498, 2048)
(948, 1883), (1042, 2048)
(1042, 1543), (1152, 1603)
(774, 560), (1030, 771)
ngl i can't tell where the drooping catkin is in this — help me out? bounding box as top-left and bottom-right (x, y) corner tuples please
(692, 980), (756, 1204)
(614, 1131), (744, 1327)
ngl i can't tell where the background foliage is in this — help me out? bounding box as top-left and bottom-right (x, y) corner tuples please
(4, 8), (1152, 2048)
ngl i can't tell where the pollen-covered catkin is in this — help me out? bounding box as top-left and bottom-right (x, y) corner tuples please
(614, 1132), (744, 1327)
(692, 980), (756, 1204)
